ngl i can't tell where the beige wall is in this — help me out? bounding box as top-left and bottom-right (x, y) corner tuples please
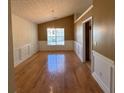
(75, 0), (115, 60)
(12, 14), (38, 65)
(74, 9), (93, 44)
(38, 15), (74, 41)
(12, 14), (38, 49)
(93, 0), (115, 60)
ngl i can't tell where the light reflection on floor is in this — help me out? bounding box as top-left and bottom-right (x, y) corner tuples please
(47, 54), (65, 74)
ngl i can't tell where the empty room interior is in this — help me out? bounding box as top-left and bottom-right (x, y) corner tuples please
(9, 0), (115, 93)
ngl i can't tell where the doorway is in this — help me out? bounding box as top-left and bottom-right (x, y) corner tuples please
(83, 17), (92, 71)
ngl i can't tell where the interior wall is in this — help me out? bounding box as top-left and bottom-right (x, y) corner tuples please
(38, 15), (74, 41)
(12, 14), (38, 48)
(12, 14), (38, 66)
(75, 0), (114, 61)
(93, 0), (115, 60)
(74, 8), (93, 62)
(74, 1), (115, 92)
(74, 10), (93, 45)
(38, 15), (74, 51)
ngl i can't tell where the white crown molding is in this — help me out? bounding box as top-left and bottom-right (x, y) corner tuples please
(74, 5), (93, 23)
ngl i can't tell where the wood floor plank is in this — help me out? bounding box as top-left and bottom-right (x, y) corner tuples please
(15, 51), (103, 93)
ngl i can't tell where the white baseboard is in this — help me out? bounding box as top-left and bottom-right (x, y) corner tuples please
(39, 40), (74, 51)
(92, 51), (115, 93)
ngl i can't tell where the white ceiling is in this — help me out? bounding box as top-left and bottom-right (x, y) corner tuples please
(11, 0), (92, 24)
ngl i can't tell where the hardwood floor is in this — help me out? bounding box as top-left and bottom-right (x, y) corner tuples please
(15, 51), (103, 93)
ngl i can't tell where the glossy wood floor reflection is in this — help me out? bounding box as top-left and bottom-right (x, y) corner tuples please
(15, 51), (103, 93)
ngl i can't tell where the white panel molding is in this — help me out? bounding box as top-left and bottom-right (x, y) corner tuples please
(92, 50), (115, 93)
(39, 40), (74, 51)
(14, 42), (39, 67)
(92, 72), (110, 93)
(92, 51), (114, 64)
(74, 41), (84, 62)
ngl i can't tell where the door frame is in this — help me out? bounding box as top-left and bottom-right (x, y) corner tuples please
(82, 16), (93, 71)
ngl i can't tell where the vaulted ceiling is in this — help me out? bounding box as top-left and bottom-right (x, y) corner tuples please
(11, 0), (92, 24)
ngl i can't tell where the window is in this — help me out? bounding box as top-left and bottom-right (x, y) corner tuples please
(47, 28), (64, 45)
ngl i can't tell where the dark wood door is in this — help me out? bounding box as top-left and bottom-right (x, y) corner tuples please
(85, 21), (91, 61)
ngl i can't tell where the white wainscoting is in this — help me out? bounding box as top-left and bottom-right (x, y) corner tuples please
(92, 51), (115, 93)
(14, 42), (38, 67)
(39, 40), (74, 51)
(74, 41), (84, 62)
